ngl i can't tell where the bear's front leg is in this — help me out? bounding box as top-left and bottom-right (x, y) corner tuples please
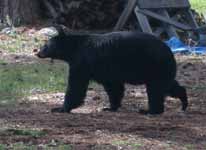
(52, 68), (89, 113)
(102, 82), (125, 112)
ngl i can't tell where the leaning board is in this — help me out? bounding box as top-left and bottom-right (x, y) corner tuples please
(137, 0), (190, 9)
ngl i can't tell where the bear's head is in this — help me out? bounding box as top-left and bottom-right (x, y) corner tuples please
(36, 25), (78, 62)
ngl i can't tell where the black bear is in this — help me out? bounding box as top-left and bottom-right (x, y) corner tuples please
(36, 26), (188, 114)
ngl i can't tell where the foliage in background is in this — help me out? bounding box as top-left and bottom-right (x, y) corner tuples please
(0, 27), (46, 54)
(190, 0), (206, 13)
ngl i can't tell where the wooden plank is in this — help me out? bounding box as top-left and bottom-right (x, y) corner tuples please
(184, 9), (199, 28)
(159, 9), (178, 37)
(193, 25), (206, 34)
(137, 9), (193, 30)
(153, 27), (164, 37)
(134, 6), (153, 34)
(114, 0), (137, 30)
(138, 0), (190, 9)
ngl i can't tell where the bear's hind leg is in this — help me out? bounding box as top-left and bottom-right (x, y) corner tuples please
(140, 83), (166, 115)
(103, 83), (124, 112)
(168, 80), (188, 111)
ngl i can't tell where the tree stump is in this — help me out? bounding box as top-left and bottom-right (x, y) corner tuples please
(0, 0), (41, 26)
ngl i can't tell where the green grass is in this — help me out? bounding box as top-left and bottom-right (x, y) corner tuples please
(0, 144), (6, 150)
(0, 61), (68, 106)
(0, 128), (47, 138)
(0, 143), (72, 150)
(185, 144), (195, 150)
(5, 129), (47, 138)
(0, 129), (72, 150)
(112, 140), (142, 150)
(190, 0), (206, 13)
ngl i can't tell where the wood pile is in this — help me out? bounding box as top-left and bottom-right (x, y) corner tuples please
(42, 0), (122, 30)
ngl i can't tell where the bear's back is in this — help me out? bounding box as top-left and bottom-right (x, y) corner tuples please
(73, 31), (176, 84)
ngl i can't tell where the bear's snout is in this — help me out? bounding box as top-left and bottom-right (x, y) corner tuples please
(36, 51), (47, 58)
(33, 49), (40, 57)
(33, 49), (45, 58)
(33, 46), (50, 58)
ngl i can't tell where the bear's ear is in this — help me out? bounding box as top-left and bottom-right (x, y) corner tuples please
(53, 24), (67, 36)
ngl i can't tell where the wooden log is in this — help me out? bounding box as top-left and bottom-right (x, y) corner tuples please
(153, 27), (164, 37)
(114, 0), (137, 30)
(138, 0), (190, 9)
(159, 9), (178, 37)
(134, 6), (153, 34)
(184, 9), (199, 28)
(137, 9), (193, 30)
(43, 0), (58, 18)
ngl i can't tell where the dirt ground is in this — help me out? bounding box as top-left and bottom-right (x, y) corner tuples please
(0, 54), (206, 150)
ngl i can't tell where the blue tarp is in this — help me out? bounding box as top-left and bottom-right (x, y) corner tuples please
(165, 37), (206, 55)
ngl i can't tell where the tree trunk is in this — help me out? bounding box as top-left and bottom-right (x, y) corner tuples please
(0, 0), (41, 26)
(0, 0), (122, 30)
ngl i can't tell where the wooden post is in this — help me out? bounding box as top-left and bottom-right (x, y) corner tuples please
(184, 9), (199, 28)
(134, 6), (153, 34)
(114, 0), (199, 38)
(114, 0), (137, 31)
(159, 9), (178, 37)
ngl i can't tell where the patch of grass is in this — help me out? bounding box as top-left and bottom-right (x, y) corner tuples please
(0, 129), (72, 149)
(112, 140), (142, 150)
(185, 144), (195, 150)
(11, 143), (36, 150)
(6, 128), (47, 138)
(0, 61), (67, 106)
(0, 143), (72, 150)
(0, 128), (47, 138)
(190, 0), (206, 13)
(0, 144), (6, 150)
(0, 60), (7, 65)
(46, 144), (72, 150)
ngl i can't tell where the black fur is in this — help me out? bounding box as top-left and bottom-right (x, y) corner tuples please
(37, 28), (188, 114)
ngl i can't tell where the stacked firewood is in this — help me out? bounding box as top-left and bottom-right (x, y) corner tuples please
(42, 0), (123, 30)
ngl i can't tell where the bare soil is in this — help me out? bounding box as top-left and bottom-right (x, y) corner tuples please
(0, 54), (206, 150)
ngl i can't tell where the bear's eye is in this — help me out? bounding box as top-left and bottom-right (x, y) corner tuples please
(44, 44), (49, 49)
(48, 39), (57, 47)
